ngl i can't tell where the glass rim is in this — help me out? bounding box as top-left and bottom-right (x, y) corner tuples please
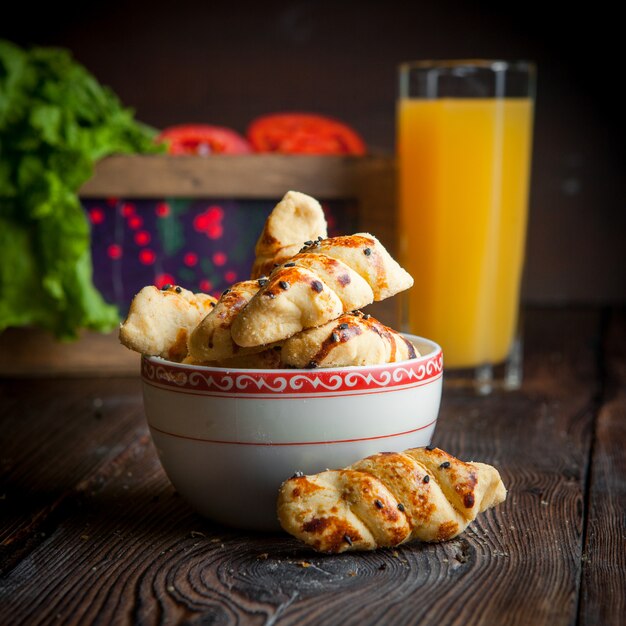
(398, 59), (536, 74)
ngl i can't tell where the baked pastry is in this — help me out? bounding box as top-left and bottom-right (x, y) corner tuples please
(231, 233), (413, 347)
(314, 234), (413, 300)
(182, 347), (283, 369)
(281, 311), (419, 368)
(216, 348), (283, 369)
(277, 446), (506, 553)
(119, 285), (217, 362)
(187, 279), (274, 362)
(251, 190), (328, 279)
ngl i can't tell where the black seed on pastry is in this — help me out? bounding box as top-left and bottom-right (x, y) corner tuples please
(331, 332), (339, 343)
(423, 475), (430, 484)
(284, 262), (296, 267)
(291, 471), (304, 478)
(440, 461), (451, 469)
(338, 323), (349, 330)
(363, 247), (372, 256)
(258, 278), (269, 287)
(175, 286), (182, 293)
(426, 444), (435, 451)
(374, 499), (384, 509)
(306, 360), (318, 369)
(363, 313), (371, 320)
(279, 280), (290, 290)
(161, 284), (172, 291)
(222, 288), (231, 296)
(397, 503), (406, 512)
(317, 235), (323, 241)
(343, 534), (353, 546)
(304, 240), (313, 246)
(266, 292), (276, 299)
(311, 280), (323, 293)
(210, 301), (216, 307)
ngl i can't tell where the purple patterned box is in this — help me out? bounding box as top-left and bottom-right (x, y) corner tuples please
(84, 197), (358, 315)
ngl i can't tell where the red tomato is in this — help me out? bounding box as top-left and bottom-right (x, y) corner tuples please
(247, 113), (366, 155)
(157, 124), (252, 155)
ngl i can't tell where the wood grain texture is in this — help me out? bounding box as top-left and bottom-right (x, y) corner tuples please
(0, 328), (139, 377)
(0, 308), (612, 626)
(578, 308), (626, 625)
(79, 155), (394, 200)
(0, 379), (145, 575)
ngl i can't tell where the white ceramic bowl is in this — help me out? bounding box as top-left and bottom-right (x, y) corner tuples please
(141, 334), (443, 531)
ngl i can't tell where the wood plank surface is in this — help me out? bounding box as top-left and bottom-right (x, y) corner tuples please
(0, 328), (140, 378)
(0, 308), (614, 625)
(578, 309), (626, 625)
(0, 379), (145, 575)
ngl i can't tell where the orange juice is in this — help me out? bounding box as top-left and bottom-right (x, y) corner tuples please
(398, 98), (533, 368)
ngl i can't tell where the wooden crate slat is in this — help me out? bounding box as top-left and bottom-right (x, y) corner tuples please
(79, 154), (395, 200)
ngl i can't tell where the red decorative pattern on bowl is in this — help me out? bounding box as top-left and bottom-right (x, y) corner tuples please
(141, 349), (443, 398)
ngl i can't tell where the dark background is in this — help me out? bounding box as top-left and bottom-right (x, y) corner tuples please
(3, 0), (624, 304)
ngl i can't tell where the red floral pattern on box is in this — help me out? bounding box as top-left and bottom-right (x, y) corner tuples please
(84, 198), (358, 314)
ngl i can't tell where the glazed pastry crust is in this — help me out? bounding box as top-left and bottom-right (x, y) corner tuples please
(187, 280), (273, 362)
(119, 285), (217, 362)
(280, 311), (418, 368)
(251, 190), (328, 279)
(231, 233), (413, 348)
(277, 447), (507, 553)
(314, 233), (413, 301)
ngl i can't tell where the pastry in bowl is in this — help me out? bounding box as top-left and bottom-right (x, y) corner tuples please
(119, 284), (217, 362)
(187, 279), (268, 363)
(231, 233), (413, 348)
(280, 310), (419, 368)
(251, 190), (328, 279)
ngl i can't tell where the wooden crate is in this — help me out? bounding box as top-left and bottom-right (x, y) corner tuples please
(1, 155), (397, 377)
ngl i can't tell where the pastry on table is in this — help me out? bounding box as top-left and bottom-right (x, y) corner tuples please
(277, 446), (506, 553)
(281, 311), (419, 368)
(251, 190), (328, 279)
(231, 233), (413, 348)
(187, 279), (278, 362)
(119, 285), (217, 362)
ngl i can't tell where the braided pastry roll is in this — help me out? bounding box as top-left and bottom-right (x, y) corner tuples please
(119, 285), (217, 362)
(277, 447), (506, 553)
(280, 311), (419, 368)
(187, 279), (273, 362)
(251, 190), (328, 279)
(232, 233), (413, 348)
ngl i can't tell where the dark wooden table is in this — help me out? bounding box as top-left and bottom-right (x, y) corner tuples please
(1, 307), (624, 626)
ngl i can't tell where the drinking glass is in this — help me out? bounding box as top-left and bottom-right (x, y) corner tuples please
(397, 60), (536, 394)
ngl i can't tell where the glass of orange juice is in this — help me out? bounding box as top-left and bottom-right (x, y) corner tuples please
(397, 60), (536, 394)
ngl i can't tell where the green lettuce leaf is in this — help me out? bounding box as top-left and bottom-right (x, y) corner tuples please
(0, 39), (164, 339)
